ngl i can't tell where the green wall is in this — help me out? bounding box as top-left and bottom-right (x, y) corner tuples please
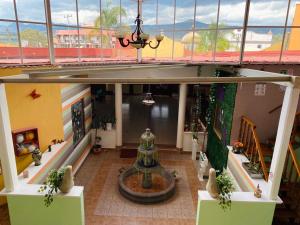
(196, 198), (276, 225)
(7, 193), (85, 225)
(206, 70), (237, 172)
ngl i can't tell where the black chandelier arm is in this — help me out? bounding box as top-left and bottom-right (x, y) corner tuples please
(118, 38), (130, 47)
(148, 40), (161, 49)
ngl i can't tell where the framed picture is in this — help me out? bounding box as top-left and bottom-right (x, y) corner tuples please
(71, 99), (85, 147)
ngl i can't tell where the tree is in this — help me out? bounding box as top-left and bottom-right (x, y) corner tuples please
(94, 0), (127, 48)
(195, 23), (231, 53)
(20, 29), (47, 47)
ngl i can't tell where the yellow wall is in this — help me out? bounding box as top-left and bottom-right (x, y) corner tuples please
(288, 3), (300, 50)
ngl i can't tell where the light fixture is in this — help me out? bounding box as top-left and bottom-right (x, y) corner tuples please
(116, 0), (164, 49)
(142, 92), (155, 106)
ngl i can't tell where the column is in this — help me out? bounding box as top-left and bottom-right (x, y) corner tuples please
(176, 83), (187, 149)
(115, 83), (123, 147)
(0, 84), (18, 191)
(267, 86), (300, 200)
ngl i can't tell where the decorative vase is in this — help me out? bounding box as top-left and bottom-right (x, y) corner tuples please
(106, 123), (112, 131)
(32, 148), (42, 166)
(59, 165), (74, 193)
(206, 168), (219, 198)
(192, 138), (198, 160)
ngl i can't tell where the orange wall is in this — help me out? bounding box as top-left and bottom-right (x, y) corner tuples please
(288, 4), (300, 50)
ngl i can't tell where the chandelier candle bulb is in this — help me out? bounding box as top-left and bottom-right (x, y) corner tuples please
(155, 35), (164, 41)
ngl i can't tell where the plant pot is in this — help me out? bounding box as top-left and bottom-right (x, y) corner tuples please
(106, 123), (112, 131)
(93, 144), (102, 154)
(59, 165), (74, 193)
(192, 138), (198, 160)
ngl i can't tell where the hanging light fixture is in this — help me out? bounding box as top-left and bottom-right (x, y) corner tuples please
(116, 0), (164, 49)
(142, 85), (155, 106)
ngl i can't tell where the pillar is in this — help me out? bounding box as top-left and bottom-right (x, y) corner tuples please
(267, 86), (300, 200)
(0, 84), (18, 191)
(115, 83), (123, 147)
(176, 83), (187, 149)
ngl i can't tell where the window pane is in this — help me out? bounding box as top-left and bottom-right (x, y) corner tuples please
(192, 29), (215, 62)
(175, 0), (194, 30)
(19, 23), (49, 63)
(215, 29), (241, 62)
(248, 0), (288, 26)
(53, 26), (79, 63)
(16, 0), (45, 22)
(0, 0), (15, 20)
(142, 0), (156, 28)
(78, 0), (100, 27)
(50, 0), (77, 26)
(173, 30), (192, 61)
(122, 0), (136, 27)
(281, 28), (300, 63)
(155, 31), (173, 60)
(158, 0), (174, 25)
(243, 28), (284, 63)
(78, 28), (101, 62)
(101, 0), (120, 29)
(288, 1), (300, 26)
(219, 0), (246, 27)
(195, 0), (218, 28)
(0, 21), (21, 64)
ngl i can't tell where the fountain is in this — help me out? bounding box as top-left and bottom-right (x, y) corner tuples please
(119, 128), (176, 203)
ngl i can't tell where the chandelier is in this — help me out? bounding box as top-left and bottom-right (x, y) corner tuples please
(142, 92), (155, 106)
(116, 0), (164, 49)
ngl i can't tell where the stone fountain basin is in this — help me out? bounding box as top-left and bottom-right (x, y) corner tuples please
(118, 167), (176, 204)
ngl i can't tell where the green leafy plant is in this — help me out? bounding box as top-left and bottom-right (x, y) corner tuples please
(38, 167), (66, 207)
(216, 170), (235, 211)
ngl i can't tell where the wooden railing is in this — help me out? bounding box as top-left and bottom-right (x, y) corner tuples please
(282, 143), (300, 184)
(238, 116), (269, 181)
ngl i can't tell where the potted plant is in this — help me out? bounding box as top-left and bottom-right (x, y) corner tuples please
(232, 141), (244, 154)
(206, 168), (235, 211)
(106, 115), (116, 131)
(38, 166), (74, 207)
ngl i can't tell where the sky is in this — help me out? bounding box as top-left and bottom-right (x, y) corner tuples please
(0, 0), (298, 28)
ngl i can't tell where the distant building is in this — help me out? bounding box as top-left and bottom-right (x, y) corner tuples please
(226, 29), (273, 51)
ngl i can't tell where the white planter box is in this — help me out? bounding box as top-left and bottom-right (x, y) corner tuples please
(91, 128), (116, 149)
(183, 131), (207, 152)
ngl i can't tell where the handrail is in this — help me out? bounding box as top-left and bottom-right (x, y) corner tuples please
(252, 127), (269, 181)
(288, 143), (300, 178)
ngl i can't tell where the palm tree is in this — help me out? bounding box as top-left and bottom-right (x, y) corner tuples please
(94, 1), (127, 48)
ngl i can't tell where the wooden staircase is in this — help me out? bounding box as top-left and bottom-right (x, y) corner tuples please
(238, 115), (300, 224)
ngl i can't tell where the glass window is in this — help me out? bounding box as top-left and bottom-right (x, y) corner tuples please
(173, 30), (193, 61)
(157, 0), (174, 25)
(50, 0), (77, 26)
(219, 0), (246, 27)
(100, 0), (120, 29)
(155, 31), (173, 60)
(248, 0), (288, 26)
(78, 28), (101, 62)
(78, 0), (100, 27)
(0, 21), (21, 64)
(192, 29), (214, 62)
(288, 0), (300, 26)
(175, 0), (194, 30)
(195, 0), (218, 29)
(243, 28), (284, 63)
(16, 0), (46, 22)
(281, 28), (300, 63)
(214, 29), (241, 62)
(122, 0), (136, 27)
(19, 23), (49, 63)
(53, 25), (79, 63)
(0, 0), (15, 20)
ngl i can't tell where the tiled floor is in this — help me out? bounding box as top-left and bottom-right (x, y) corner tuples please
(75, 150), (205, 225)
(0, 150), (204, 225)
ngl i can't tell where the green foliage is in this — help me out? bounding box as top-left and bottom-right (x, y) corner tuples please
(20, 29), (47, 47)
(38, 167), (66, 207)
(216, 170), (235, 211)
(94, 0), (127, 48)
(195, 23), (232, 53)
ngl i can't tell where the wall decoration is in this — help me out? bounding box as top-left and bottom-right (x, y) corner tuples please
(71, 99), (85, 146)
(12, 127), (40, 156)
(29, 89), (41, 99)
(254, 84), (266, 96)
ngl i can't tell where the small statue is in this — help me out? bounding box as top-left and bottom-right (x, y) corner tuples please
(206, 168), (219, 198)
(140, 128), (155, 150)
(254, 184), (262, 198)
(32, 148), (42, 166)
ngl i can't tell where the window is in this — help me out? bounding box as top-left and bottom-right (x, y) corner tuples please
(0, 0), (300, 65)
